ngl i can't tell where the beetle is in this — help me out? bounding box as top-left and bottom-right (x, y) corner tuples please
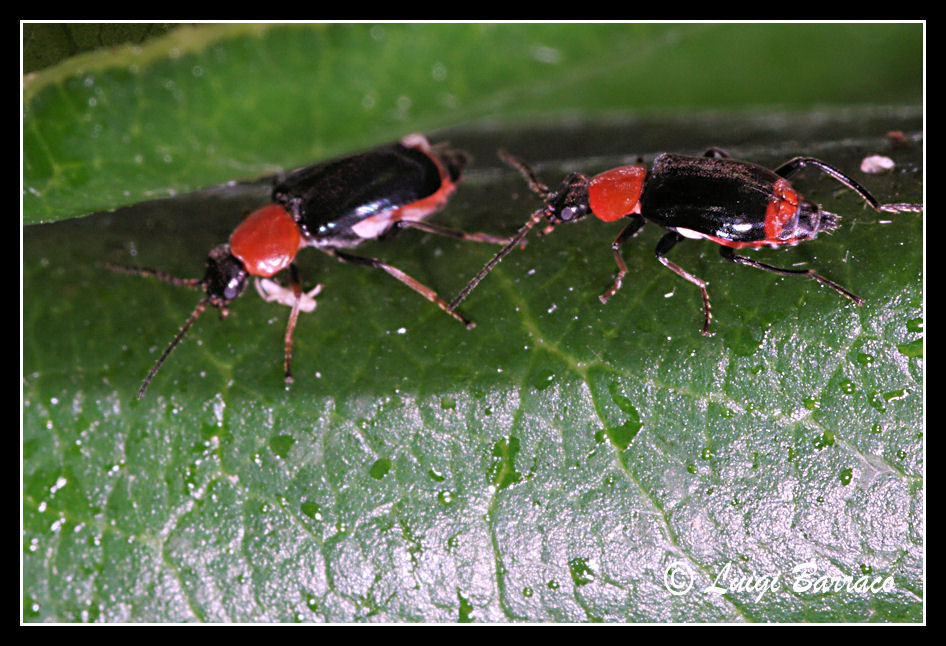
(109, 133), (510, 399)
(448, 147), (922, 335)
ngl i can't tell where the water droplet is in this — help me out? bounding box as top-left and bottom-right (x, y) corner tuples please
(604, 383), (642, 449)
(488, 436), (522, 489)
(532, 369), (555, 391)
(813, 429), (835, 449)
(300, 501), (320, 519)
(568, 557), (596, 586)
(457, 591), (474, 623)
(50, 476), (67, 495)
(530, 45), (562, 64)
(724, 325), (764, 357)
(856, 352), (875, 366)
(897, 338), (922, 358)
(369, 457), (391, 480)
(268, 434), (294, 458)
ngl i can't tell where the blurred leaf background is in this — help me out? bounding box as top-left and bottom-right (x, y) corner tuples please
(23, 23), (923, 622)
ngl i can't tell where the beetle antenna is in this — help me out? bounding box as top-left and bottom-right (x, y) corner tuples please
(772, 157), (881, 209)
(878, 202), (924, 213)
(137, 297), (210, 400)
(105, 262), (203, 290)
(448, 207), (545, 312)
(498, 150), (553, 199)
(108, 261), (211, 398)
(772, 157), (924, 214)
(446, 151), (554, 312)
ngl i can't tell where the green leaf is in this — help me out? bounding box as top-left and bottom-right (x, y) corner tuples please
(24, 23), (922, 224)
(23, 24), (923, 623)
(23, 109), (923, 622)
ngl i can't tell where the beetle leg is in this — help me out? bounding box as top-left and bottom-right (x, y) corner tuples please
(278, 263), (305, 385)
(251, 269), (323, 385)
(394, 219), (515, 245)
(599, 214), (647, 304)
(655, 232), (714, 336)
(328, 249), (475, 329)
(718, 246), (864, 305)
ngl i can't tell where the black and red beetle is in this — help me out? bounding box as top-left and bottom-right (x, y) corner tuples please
(448, 148), (921, 335)
(110, 133), (510, 398)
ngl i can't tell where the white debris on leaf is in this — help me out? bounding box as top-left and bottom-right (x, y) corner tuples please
(860, 154), (895, 174)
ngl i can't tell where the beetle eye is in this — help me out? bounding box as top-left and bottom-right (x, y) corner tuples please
(203, 245), (249, 303)
(223, 274), (248, 301)
(560, 205), (589, 221)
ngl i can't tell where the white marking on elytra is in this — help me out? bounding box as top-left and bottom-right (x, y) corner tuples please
(673, 227), (708, 240)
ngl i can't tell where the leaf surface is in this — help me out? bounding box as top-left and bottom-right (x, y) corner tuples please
(23, 23), (923, 622)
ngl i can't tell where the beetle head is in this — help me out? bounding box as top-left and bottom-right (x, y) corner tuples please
(202, 244), (249, 306)
(789, 200), (840, 243)
(545, 173), (591, 224)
